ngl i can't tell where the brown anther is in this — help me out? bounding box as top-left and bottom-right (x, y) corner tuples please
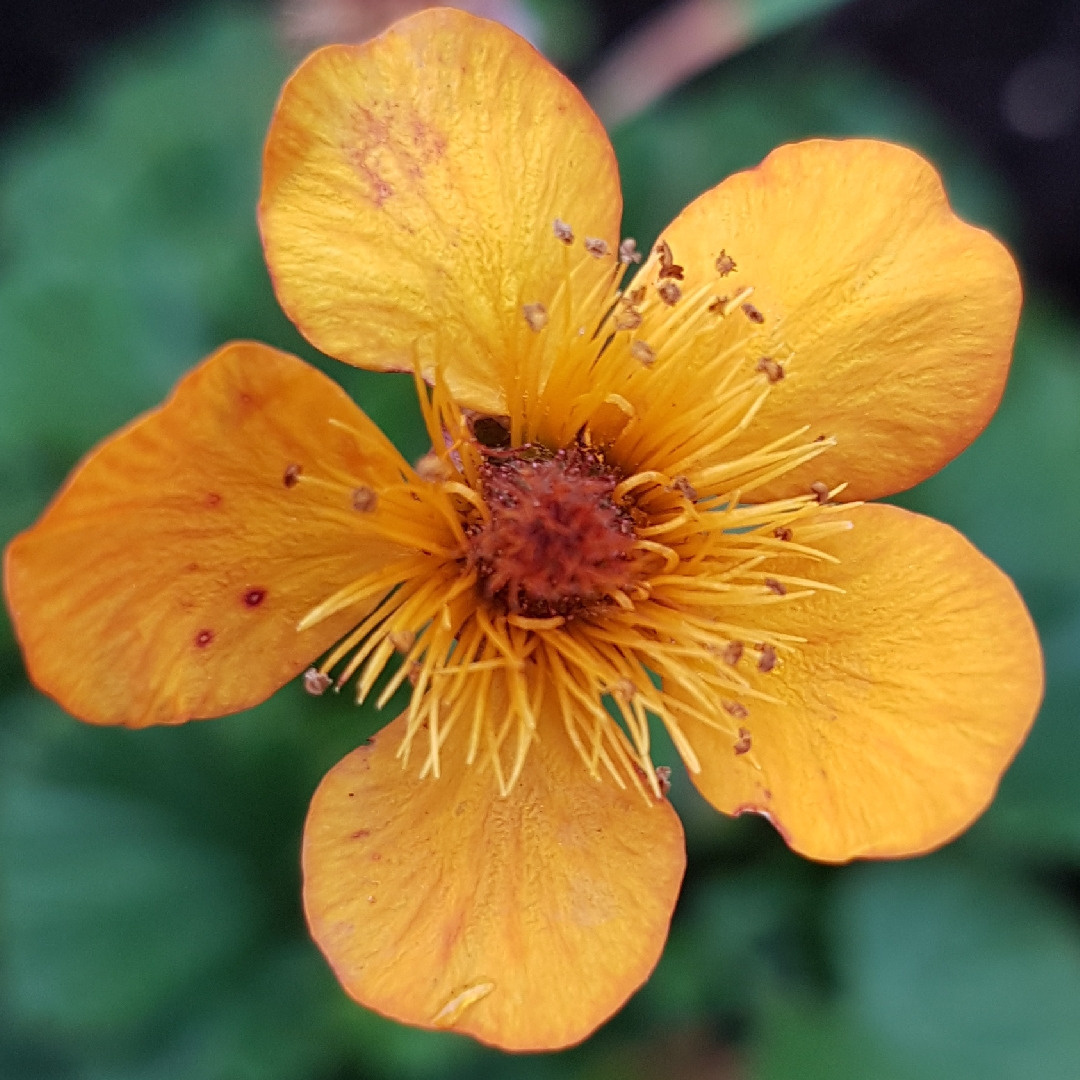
(765, 577), (787, 596)
(708, 295), (730, 313)
(756, 357), (784, 383)
(522, 302), (549, 332)
(614, 308), (643, 332)
(352, 485), (378, 512)
(723, 700), (749, 719)
(303, 668), (332, 696)
(619, 237), (643, 264)
(810, 481), (830, 503)
(584, 237), (610, 258)
(758, 643), (778, 673)
(657, 280), (682, 306)
(472, 414), (512, 449)
(671, 475), (698, 501)
(407, 662), (422, 687)
(722, 640), (744, 666)
(611, 678), (636, 703)
(654, 240), (685, 281)
(283, 463), (302, 488)
(415, 454), (451, 482)
(553, 218), (574, 244)
(627, 285), (647, 305)
(742, 302), (765, 324)
(656, 765), (672, 796)
(715, 250), (737, 276)
(388, 630), (416, 654)
(734, 727), (753, 755)
(773, 526), (793, 542)
(631, 341), (656, 367)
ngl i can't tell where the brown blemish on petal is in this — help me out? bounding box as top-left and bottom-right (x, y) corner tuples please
(742, 303), (765, 324)
(244, 588), (266, 607)
(734, 727), (753, 755)
(283, 463), (302, 488)
(194, 629), (214, 648)
(205, 492), (222, 507)
(723, 700), (749, 719)
(350, 829), (371, 840)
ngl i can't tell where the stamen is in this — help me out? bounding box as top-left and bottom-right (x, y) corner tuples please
(522, 302), (549, 331)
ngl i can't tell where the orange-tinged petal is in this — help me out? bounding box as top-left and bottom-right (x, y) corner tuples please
(303, 707), (685, 1051)
(260, 7), (622, 415)
(686, 503), (1043, 862)
(4, 341), (411, 728)
(644, 139), (1021, 501)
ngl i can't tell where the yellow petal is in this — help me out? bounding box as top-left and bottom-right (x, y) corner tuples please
(4, 341), (410, 727)
(686, 503), (1043, 862)
(642, 139), (1021, 501)
(303, 706), (685, 1051)
(260, 7), (622, 414)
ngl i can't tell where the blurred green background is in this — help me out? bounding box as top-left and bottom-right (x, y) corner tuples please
(1, 2), (1079, 1077)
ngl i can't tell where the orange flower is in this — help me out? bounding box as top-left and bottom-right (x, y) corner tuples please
(3, 7), (1043, 1053)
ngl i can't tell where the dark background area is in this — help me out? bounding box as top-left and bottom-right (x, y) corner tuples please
(2, 0), (1079, 308)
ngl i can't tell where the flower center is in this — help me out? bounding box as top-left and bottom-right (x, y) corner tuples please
(468, 444), (637, 619)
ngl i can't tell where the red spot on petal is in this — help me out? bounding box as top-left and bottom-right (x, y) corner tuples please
(205, 492), (222, 507)
(351, 829), (370, 839)
(244, 588), (266, 608)
(194, 629), (215, 648)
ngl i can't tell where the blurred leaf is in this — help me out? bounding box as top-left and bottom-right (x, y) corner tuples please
(833, 860), (1080, 1080)
(613, 34), (1015, 250)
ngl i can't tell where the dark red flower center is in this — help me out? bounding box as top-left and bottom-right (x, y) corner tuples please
(468, 445), (637, 619)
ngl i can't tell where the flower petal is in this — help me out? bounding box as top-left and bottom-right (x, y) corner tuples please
(686, 503), (1043, 862)
(260, 7), (622, 414)
(303, 707), (685, 1051)
(648, 139), (1021, 501)
(4, 341), (410, 727)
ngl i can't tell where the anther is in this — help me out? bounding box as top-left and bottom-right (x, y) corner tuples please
(656, 765), (672, 796)
(352, 485), (378, 511)
(619, 237), (643, 264)
(756, 357), (784, 383)
(631, 341), (656, 367)
(522, 302), (549, 332)
(734, 727), (753, 755)
(773, 526), (793, 542)
(303, 668), (332, 695)
(742, 303), (765, 324)
(612, 678), (636, 703)
(283, 463), (302, 487)
(416, 454), (451, 482)
(765, 578), (787, 596)
(388, 630), (416, 654)
(708, 295), (729, 313)
(584, 237), (610, 258)
(758, 643), (778, 673)
(472, 414), (512, 448)
(671, 475), (697, 501)
(407, 662), (422, 687)
(614, 308), (643, 332)
(810, 481), (830, 503)
(654, 240), (685, 280)
(657, 280), (682, 306)
(553, 218), (574, 244)
(723, 700), (749, 719)
(715, 250), (736, 276)
(722, 640), (744, 666)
